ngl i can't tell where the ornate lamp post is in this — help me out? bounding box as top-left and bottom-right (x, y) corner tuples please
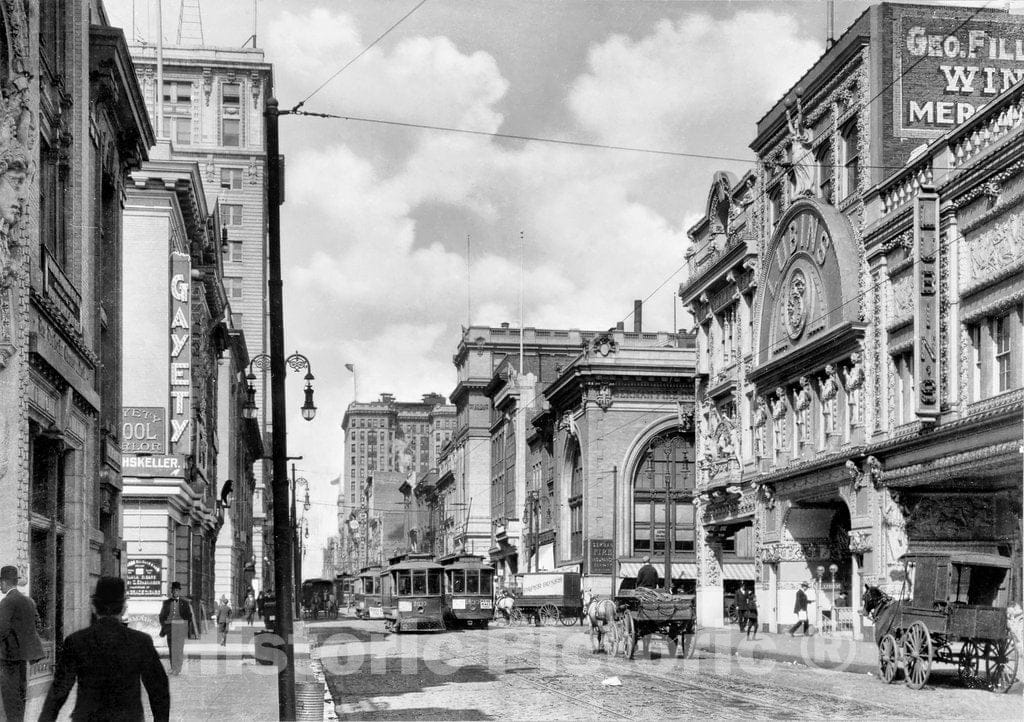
(829, 562), (839, 621)
(291, 467), (311, 616)
(646, 432), (690, 593)
(816, 564), (826, 630)
(242, 352), (317, 421)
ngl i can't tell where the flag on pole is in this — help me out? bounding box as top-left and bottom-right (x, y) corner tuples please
(344, 363), (354, 372)
(329, 475), (341, 486)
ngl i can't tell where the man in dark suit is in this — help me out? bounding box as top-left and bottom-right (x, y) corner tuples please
(39, 576), (169, 722)
(158, 581), (194, 675)
(734, 583), (750, 633)
(635, 555), (660, 589)
(0, 565), (45, 722)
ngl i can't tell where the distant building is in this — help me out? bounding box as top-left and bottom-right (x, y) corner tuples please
(338, 393), (454, 572)
(128, 39), (274, 594)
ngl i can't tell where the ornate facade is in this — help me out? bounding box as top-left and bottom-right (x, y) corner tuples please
(682, 3), (1024, 636)
(0, 1), (153, 701)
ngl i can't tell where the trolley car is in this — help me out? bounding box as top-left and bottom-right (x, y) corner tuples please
(439, 553), (495, 628)
(383, 553), (446, 632)
(335, 574), (356, 610)
(300, 578), (335, 619)
(354, 565), (383, 619)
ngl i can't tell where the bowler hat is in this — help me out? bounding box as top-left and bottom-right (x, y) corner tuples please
(171, 581), (182, 591)
(92, 577), (126, 605)
(800, 581), (810, 588)
(0, 566), (18, 582)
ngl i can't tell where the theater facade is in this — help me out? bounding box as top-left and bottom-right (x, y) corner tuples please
(681, 3), (1024, 636)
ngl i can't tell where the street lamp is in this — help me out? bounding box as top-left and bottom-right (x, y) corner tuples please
(816, 564), (826, 631)
(829, 562), (839, 612)
(242, 352), (317, 422)
(291, 467), (311, 618)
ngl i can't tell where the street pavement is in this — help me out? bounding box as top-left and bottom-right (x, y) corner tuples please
(26, 620), (330, 722)
(311, 615), (1022, 720)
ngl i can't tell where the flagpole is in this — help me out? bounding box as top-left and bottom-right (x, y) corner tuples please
(519, 230), (524, 373)
(466, 234), (472, 327)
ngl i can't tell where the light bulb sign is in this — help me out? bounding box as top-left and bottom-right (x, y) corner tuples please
(894, 7), (1024, 137)
(914, 188), (940, 423)
(169, 252), (191, 455)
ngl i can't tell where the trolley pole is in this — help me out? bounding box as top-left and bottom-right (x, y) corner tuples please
(265, 98), (295, 721)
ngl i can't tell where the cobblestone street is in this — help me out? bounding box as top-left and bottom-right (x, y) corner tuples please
(311, 620), (1023, 720)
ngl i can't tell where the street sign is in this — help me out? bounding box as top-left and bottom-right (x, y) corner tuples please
(126, 558), (163, 598)
(587, 538), (614, 575)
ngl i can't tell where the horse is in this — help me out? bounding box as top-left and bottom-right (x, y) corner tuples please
(862, 584), (904, 684)
(496, 593), (516, 626)
(584, 590), (620, 654)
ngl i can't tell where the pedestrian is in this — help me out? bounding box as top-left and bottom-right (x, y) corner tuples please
(243, 591), (256, 626)
(39, 576), (169, 722)
(635, 555), (660, 589)
(0, 565), (45, 722)
(158, 581), (194, 675)
(745, 590), (759, 640)
(734, 583), (750, 633)
(789, 581), (813, 636)
(215, 596), (232, 646)
(256, 590), (265, 620)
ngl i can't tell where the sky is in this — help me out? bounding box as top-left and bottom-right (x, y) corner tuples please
(103, 0), (999, 577)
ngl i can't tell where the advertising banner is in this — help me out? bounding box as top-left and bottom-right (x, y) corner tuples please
(122, 454), (188, 478)
(894, 10), (1024, 136)
(126, 558), (164, 598)
(121, 407), (166, 453)
(519, 573), (566, 597)
(914, 189), (941, 422)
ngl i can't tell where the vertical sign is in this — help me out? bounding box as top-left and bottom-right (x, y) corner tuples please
(914, 188), (940, 422)
(169, 252), (192, 454)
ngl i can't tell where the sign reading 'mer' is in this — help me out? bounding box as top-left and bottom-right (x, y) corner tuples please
(895, 7), (1024, 136)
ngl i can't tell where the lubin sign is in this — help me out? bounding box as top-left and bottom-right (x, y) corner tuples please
(895, 11), (1024, 136)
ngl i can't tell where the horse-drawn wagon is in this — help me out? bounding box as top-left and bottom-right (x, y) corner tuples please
(615, 585), (697, 660)
(506, 572), (583, 626)
(863, 551), (1019, 692)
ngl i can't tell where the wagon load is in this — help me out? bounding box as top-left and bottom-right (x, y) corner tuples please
(615, 584), (697, 659)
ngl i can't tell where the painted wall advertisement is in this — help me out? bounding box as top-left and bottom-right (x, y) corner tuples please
(169, 252), (191, 456)
(895, 11), (1024, 136)
(121, 406), (166, 453)
(126, 558), (164, 598)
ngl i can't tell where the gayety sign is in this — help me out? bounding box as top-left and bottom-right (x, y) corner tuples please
(894, 10), (1024, 136)
(169, 253), (191, 456)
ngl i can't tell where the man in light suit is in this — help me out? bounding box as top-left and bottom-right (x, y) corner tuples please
(39, 576), (169, 722)
(0, 565), (45, 721)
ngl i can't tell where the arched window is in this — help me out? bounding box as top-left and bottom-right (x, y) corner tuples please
(568, 438), (583, 559)
(632, 430), (695, 555)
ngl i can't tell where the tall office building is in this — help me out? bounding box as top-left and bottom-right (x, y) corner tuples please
(128, 40), (274, 591)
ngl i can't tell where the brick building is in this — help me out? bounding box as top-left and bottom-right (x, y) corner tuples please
(127, 39), (274, 594)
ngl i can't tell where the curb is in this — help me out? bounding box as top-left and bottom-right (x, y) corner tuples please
(693, 635), (877, 675)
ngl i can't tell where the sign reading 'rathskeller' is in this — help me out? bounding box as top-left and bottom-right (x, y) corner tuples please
(894, 8), (1024, 136)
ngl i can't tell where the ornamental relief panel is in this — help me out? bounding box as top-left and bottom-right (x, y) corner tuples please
(960, 211), (1024, 295)
(888, 273), (914, 327)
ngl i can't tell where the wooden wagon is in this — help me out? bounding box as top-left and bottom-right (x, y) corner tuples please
(507, 572), (583, 626)
(870, 552), (1019, 692)
(615, 585), (697, 660)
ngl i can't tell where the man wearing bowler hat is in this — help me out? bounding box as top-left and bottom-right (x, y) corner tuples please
(158, 581), (194, 675)
(0, 565), (45, 722)
(39, 576), (169, 722)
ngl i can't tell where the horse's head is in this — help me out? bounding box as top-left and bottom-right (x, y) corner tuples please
(861, 584), (891, 619)
(582, 589), (594, 608)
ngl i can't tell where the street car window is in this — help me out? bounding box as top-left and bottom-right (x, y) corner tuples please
(452, 571), (465, 593)
(397, 572), (411, 596)
(413, 571), (426, 594)
(481, 573), (493, 595)
(428, 571), (441, 595)
(467, 572), (479, 594)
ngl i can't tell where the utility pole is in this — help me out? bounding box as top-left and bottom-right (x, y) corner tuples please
(265, 98), (295, 721)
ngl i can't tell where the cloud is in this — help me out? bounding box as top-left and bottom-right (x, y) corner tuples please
(568, 11), (822, 150)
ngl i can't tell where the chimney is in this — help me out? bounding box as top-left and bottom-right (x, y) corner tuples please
(615, 321), (624, 331)
(633, 300), (642, 333)
(500, 322), (510, 328)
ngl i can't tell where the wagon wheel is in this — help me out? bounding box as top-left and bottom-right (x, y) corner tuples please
(622, 611), (637, 660)
(903, 621), (933, 690)
(878, 634), (899, 684)
(665, 624), (679, 657)
(560, 609), (579, 626)
(957, 639), (982, 683)
(509, 607), (524, 626)
(539, 604), (559, 626)
(983, 636), (1019, 693)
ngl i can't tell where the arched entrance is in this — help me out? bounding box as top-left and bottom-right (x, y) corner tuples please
(780, 497), (854, 635)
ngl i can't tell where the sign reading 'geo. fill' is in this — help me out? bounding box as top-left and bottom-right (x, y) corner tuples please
(895, 9), (1024, 137)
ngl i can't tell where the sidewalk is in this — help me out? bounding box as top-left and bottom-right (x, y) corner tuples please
(693, 626), (877, 674)
(29, 620), (325, 722)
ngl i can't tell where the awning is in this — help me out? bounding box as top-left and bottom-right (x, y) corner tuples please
(619, 562), (698, 579)
(721, 563), (757, 580)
